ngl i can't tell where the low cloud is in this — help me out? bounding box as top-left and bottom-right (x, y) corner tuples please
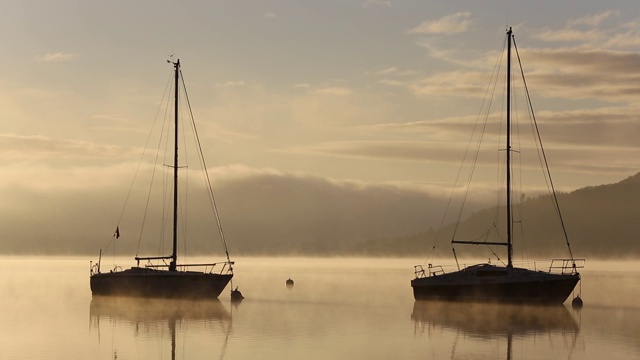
(0, 164), (463, 255)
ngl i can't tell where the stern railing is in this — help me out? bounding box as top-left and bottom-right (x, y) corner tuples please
(549, 258), (585, 275)
(414, 264), (446, 278)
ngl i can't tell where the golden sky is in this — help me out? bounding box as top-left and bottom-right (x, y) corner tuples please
(1, 1), (639, 253)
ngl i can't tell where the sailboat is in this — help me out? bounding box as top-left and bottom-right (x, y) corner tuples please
(411, 28), (584, 304)
(90, 59), (234, 299)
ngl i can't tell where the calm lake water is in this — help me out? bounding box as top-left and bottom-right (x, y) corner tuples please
(0, 256), (638, 359)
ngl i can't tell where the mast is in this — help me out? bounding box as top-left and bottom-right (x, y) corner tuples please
(506, 27), (513, 268)
(170, 59), (180, 272)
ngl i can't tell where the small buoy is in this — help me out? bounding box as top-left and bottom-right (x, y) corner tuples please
(571, 296), (583, 309)
(286, 278), (294, 288)
(231, 287), (244, 302)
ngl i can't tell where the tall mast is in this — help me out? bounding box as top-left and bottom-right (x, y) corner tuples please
(170, 59), (180, 271)
(506, 28), (513, 268)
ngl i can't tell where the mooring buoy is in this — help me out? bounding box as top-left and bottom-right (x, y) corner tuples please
(231, 287), (244, 302)
(571, 296), (583, 309)
(286, 278), (294, 288)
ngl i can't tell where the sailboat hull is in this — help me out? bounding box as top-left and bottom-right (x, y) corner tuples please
(411, 265), (580, 304)
(90, 267), (233, 299)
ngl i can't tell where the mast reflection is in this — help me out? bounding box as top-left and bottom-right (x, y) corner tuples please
(411, 301), (580, 359)
(90, 296), (233, 359)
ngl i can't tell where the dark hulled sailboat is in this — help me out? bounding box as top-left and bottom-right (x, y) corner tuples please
(90, 60), (234, 299)
(411, 28), (583, 304)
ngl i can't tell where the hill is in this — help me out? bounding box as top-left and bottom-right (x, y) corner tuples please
(350, 172), (640, 259)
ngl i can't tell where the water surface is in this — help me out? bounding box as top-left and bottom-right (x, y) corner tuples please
(0, 257), (638, 359)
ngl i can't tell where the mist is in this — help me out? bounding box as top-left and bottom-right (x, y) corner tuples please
(1, 166), (640, 259)
(0, 166), (475, 256)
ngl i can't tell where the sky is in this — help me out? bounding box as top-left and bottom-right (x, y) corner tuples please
(1, 1), (640, 254)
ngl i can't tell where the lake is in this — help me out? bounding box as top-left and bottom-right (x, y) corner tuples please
(0, 256), (638, 359)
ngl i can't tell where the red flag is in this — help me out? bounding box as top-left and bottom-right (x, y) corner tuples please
(115, 226), (120, 239)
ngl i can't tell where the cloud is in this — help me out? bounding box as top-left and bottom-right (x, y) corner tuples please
(409, 12), (471, 35)
(535, 29), (604, 43)
(375, 66), (398, 75)
(519, 48), (640, 102)
(363, 0), (392, 7)
(0, 163), (463, 255)
(408, 71), (489, 97)
(293, 83), (311, 89)
(379, 79), (405, 87)
(392, 43), (640, 104)
(568, 10), (619, 27)
(284, 99), (640, 180)
(291, 140), (464, 164)
(315, 86), (353, 96)
(217, 80), (247, 88)
(533, 11), (640, 50)
(263, 12), (276, 18)
(35, 52), (76, 62)
(0, 133), (134, 161)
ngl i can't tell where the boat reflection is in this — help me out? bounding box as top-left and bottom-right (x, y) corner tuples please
(411, 301), (580, 359)
(90, 296), (232, 359)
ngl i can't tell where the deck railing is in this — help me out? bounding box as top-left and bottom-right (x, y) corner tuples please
(413, 258), (586, 278)
(548, 258), (585, 275)
(414, 264), (446, 278)
(91, 252), (234, 276)
(140, 259), (234, 275)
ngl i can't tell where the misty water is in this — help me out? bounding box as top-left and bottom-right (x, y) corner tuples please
(1, 257), (638, 359)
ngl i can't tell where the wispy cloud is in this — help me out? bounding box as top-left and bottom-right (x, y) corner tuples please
(263, 11), (276, 18)
(409, 12), (471, 35)
(362, 0), (392, 8)
(375, 66), (398, 75)
(568, 10), (619, 27)
(408, 70), (489, 97)
(293, 83), (311, 89)
(535, 28), (604, 43)
(532, 10), (640, 51)
(289, 140), (465, 165)
(216, 80), (247, 88)
(0, 133), (133, 161)
(520, 48), (640, 102)
(315, 86), (353, 96)
(34, 52), (76, 62)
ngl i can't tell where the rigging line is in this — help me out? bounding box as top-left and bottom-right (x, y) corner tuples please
(451, 33), (507, 238)
(160, 85), (176, 257)
(138, 73), (174, 257)
(494, 48), (507, 231)
(433, 32), (507, 263)
(513, 37), (575, 262)
(510, 60), (526, 261)
(177, 80), (190, 264)
(102, 69), (173, 255)
(180, 70), (233, 266)
(489, 223), (506, 266)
